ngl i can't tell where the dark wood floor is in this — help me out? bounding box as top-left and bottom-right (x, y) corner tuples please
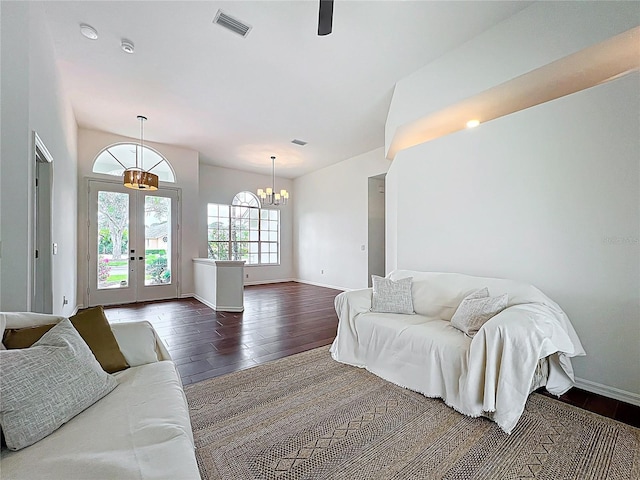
(104, 282), (640, 429)
(104, 282), (340, 385)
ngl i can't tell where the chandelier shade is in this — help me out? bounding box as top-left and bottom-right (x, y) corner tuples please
(123, 168), (159, 190)
(123, 115), (159, 191)
(258, 156), (288, 206)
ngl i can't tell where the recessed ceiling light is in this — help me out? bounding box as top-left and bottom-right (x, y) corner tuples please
(80, 24), (98, 40)
(121, 39), (135, 54)
(466, 119), (480, 128)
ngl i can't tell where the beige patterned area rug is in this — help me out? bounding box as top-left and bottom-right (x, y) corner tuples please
(185, 347), (639, 480)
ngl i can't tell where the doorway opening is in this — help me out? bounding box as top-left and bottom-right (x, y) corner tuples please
(33, 132), (53, 313)
(368, 174), (386, 287)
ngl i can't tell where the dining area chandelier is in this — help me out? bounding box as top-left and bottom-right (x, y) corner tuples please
(257, 156), (289, 206)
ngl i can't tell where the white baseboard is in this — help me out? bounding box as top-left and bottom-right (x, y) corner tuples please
(574, 377), (640, 406)
(186, 279), (346, 290)
(192, 294), (244, 312)
(294, 278), (347, 291)
(244, 278), (295, 286)
(179, 293), (193, 299)
(72, 304), (82, 315)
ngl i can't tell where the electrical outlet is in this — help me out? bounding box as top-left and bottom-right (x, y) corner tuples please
(321, 269), (324, 274)
(245, 273), (249, 279)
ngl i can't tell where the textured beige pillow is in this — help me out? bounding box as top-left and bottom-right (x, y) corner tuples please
(371, 275), (414, 314)
(451, 288), (508, 337)
(0, 319), (118, 451)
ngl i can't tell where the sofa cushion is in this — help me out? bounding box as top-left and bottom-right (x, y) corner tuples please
(371, 275), (414, 314)
(0, 319), (118, 451)
(2, 306), (129, 373)
(110, 321), (162, 366)
(450, 288), (508, 337)
(388, 271), (467, 319)
(0, 361), (200, 479)
(389, 270), (562, 319)
(353, 312), (471, 398)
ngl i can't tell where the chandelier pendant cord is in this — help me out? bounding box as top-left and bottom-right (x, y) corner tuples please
(123, 115), (158, 191)
(271, 156), (275, 195)
(139, 115), (143, 170)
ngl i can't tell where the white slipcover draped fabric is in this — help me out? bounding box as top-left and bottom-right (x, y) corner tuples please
(330, 270), (586, 434)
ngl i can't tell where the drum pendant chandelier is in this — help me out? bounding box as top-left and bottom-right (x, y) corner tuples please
(123, 115), (159, 191)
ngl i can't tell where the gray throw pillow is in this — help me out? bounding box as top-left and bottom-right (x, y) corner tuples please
(371, 275), (415, 314)
(0, 318), (118, 451)
(450, 287), (508, 337)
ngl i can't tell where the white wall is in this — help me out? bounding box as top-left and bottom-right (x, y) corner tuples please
(388, 74), (639, 401)
(294, 148), (390, 290)
(77, 128), (199, 302)
(0, 2), (78, 315)
(0, 2), (30, 311)
(386, 1), (640, 157)
(199, 164), (294, 284)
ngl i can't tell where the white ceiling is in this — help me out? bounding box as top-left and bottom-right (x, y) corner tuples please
(40, 1), (532, 178)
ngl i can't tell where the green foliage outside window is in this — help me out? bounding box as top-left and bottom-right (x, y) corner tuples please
(147, 256), (170, 284)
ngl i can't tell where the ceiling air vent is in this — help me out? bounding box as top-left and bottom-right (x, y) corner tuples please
(213, 10), (252, 38)
(291, 139), (308, 146)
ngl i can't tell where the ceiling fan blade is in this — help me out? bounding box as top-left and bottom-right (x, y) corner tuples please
(318, 0), (334, 36)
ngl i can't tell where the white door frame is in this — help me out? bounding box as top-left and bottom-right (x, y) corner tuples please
(32, 131), (54, 313)
(86, 178), (181, 306)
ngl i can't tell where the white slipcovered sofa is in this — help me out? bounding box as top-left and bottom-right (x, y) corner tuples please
(0, 312), (201, 480)
(330, 270), (586, 434)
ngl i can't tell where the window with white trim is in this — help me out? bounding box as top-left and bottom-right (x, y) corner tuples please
(207, 192), (279, 265)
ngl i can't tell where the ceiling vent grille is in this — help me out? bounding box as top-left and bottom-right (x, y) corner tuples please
(291, 139), (308, 146)
(213, 10), (252, 38)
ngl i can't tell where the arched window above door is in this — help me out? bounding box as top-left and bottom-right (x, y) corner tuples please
(92, 143), (176, 183)
(232, 191), (261, 208)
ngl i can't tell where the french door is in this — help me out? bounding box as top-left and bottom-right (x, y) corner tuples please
(87, 180), (179, 306)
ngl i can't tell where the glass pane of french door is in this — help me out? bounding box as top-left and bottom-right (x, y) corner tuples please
(137, 190), (178, 303)
(97, 190), (130, 290)
(88, 180), (178, 306)
(144, 195), (172, 286)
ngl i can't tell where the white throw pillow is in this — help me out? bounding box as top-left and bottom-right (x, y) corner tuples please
(0, 319), (118, 451)
(371, 275), (415, 314)
(451, 288), (508, 337)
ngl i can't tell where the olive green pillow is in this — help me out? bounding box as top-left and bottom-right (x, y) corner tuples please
(2, 306), (129, 374)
